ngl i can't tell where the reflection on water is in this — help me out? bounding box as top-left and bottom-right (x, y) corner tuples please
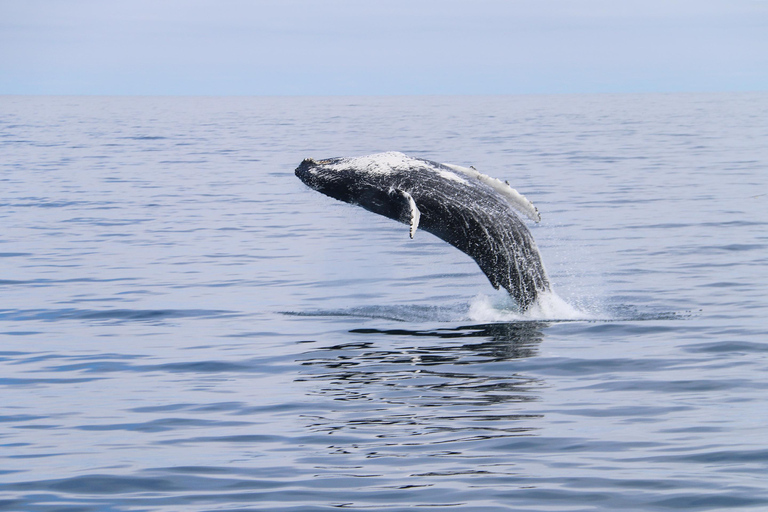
(351, 322), (547, 358)
(297, 323), (547, 446)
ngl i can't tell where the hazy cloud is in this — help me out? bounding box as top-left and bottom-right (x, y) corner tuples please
(1, 0), (766, 94)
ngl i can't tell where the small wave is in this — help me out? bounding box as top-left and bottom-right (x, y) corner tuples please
(282, 304), (465, 323)
(122, 135), (167, 140)
(0, 308), (237, 322)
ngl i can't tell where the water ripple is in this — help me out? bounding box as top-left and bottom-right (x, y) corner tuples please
(0, 308), (237, 322)
(2, 94), (767, 512)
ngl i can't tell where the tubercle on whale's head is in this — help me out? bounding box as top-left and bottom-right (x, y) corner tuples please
(295, 158), (330, 190)
(295, 157), (343, 182)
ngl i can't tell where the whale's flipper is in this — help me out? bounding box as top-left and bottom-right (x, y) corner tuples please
(443, 163), (541, 222)
(386, 188), (421, 239)
(400, 189), (420, 239)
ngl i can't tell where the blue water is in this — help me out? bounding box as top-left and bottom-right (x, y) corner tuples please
(1, 94), (767, 511)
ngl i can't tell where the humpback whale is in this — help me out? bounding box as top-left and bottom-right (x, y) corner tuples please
(295, 152), (550, 311)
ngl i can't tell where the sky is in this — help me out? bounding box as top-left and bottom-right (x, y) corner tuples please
(1, 0), (767, 95)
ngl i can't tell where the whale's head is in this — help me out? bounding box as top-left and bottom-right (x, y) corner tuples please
(296, 153), (415, 190)
(294, 157), (359, 204)
(294, 157), (335, 187)
(296, 154), (417, 220)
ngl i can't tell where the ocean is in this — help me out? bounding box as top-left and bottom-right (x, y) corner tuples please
(1, 93), (767, 511)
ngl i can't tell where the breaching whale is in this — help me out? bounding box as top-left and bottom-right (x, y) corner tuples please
(295, 152), (550, 311)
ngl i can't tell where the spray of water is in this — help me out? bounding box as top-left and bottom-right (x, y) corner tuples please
(467, 289), (594, 322)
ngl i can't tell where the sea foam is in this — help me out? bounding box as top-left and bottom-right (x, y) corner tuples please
(467, 289), (591, 322)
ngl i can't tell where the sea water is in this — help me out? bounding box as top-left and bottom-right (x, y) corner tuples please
(1, 93), (767, 511)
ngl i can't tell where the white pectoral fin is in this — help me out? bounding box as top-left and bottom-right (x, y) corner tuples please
(397, 189), (421, 239)
(443, 163), (541, 222)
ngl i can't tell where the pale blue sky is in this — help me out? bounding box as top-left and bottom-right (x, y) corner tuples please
(1, 0), (767, 95)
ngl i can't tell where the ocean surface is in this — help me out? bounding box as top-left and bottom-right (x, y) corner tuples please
(1, 93), (767, 512)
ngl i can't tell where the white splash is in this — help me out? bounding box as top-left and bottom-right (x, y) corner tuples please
(467, 290), (590, 322)
(443, 163), (541, 222)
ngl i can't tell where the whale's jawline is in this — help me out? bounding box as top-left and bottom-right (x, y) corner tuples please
(296, 152), (551, 312)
